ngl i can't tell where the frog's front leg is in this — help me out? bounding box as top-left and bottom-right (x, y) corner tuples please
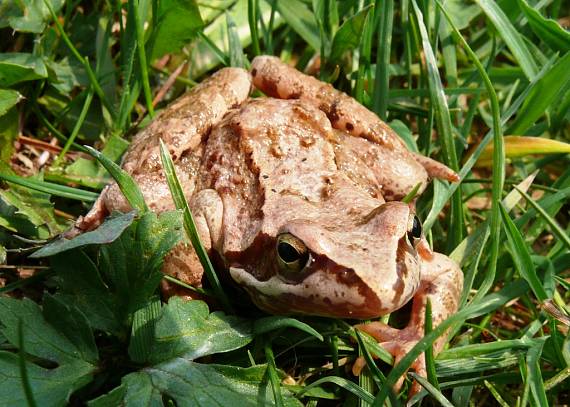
(354, 252), (463, 395)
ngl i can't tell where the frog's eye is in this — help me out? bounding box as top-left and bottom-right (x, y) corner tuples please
(407, 215), (422, 246)
(276, 233), (310, 274)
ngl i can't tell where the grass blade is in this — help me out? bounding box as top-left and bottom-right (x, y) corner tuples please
(475, 0), (539, 80)
(507, 51), (570, 136)
(518, 0), (570, 53)
(409, 373), (453, 407)
(0, 173), (98, 202)
(263, 340), (284, 407)
(297, 376), (374, 404)
(372, 0), (393, 120)
(475, 136), (570, 167)
(253, 317), (323, 341)
(411, 0), (462, 248)
(133, 0), (154, 118)
(17, 319), (37, 407)
(158, 139), (232, 313)
(248, 0), (261, 55)
(84, 145), (148, 213)
(499, 202), (548, 302)
(54, 88), (94, 166)
(514, 186), (570, 251)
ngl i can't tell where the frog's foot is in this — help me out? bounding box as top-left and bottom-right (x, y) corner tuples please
(411, 153), (459, 183)
(352, 322), (425, 396)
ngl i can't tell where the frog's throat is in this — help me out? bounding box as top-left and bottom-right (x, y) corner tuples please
(229, 266), (386, 319)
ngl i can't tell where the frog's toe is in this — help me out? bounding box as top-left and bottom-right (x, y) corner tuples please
(353, 323), (428, 397)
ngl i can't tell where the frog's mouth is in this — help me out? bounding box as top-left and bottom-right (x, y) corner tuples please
(229, 258), (386, 319)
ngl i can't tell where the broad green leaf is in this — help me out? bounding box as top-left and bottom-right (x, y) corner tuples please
(0, 353), (94, 407)
(148, 297), (252, 364)
(0, 107), (18, 164)
(507, 51), (570, 135)
(0, 53), (48, 87)
(98, 210), (183, 319)
(518, 0), (570, 53)
(42, 294), (99, 364)
(148, 0), (204, 61)
(0, 0), (64, 33)
(31, 211), (137, 258)
(0, 297), (98, 365)
(0, 89), (22, 117)
(474, 136), (570, 167)
(129, 297), (162, 363)
(0, 173), (68, 238)
(329, 5), (373, 63)
(475, 0), (538, 80)
(499, 203), (548, 302)
(103, 361), (302, 406)
(50, 251), (123, 335)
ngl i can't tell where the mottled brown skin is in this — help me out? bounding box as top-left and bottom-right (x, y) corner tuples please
(76, 57), (463, 393)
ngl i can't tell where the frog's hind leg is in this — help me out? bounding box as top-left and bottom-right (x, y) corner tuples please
(353, 253), (463, 396)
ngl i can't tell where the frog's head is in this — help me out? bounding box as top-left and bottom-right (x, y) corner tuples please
(228, 201), (424, 319)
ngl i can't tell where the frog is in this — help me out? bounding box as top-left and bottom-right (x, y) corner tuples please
(73, 56), (463, 395)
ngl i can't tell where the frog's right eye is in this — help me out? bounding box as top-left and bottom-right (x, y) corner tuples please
(276, 233), (310, 274)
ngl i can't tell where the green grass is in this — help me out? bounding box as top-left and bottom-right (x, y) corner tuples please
(1, 0), (570, 405)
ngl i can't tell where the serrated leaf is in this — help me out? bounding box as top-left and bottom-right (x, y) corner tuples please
(474, 136), (570, 167)
(148, 0), (204, 61)
(0, 0), (65, 33)
(99, 210), (183, 318)
(329, 5), (372, 63)
(0, 353), (94, 407)
(0, 53), (48, 87)
(102, 361), (302, 406)
(31, 211), (137, 258)
(0, 297), (92, 364)
(148, 297), (252, 364)
(518, 0), (570, 53)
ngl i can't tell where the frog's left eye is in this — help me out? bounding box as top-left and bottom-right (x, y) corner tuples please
(407, 215), (422, 246)
(276, 233), (310, 274)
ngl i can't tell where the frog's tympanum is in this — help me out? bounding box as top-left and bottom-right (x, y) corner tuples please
(76, 56), (463, 393)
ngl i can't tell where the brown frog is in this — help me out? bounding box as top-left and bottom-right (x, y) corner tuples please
(76, 56), (463, 394)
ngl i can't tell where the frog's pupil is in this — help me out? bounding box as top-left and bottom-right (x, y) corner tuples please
(278, 242), (300, 263)
(411, 216), (422, 238)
